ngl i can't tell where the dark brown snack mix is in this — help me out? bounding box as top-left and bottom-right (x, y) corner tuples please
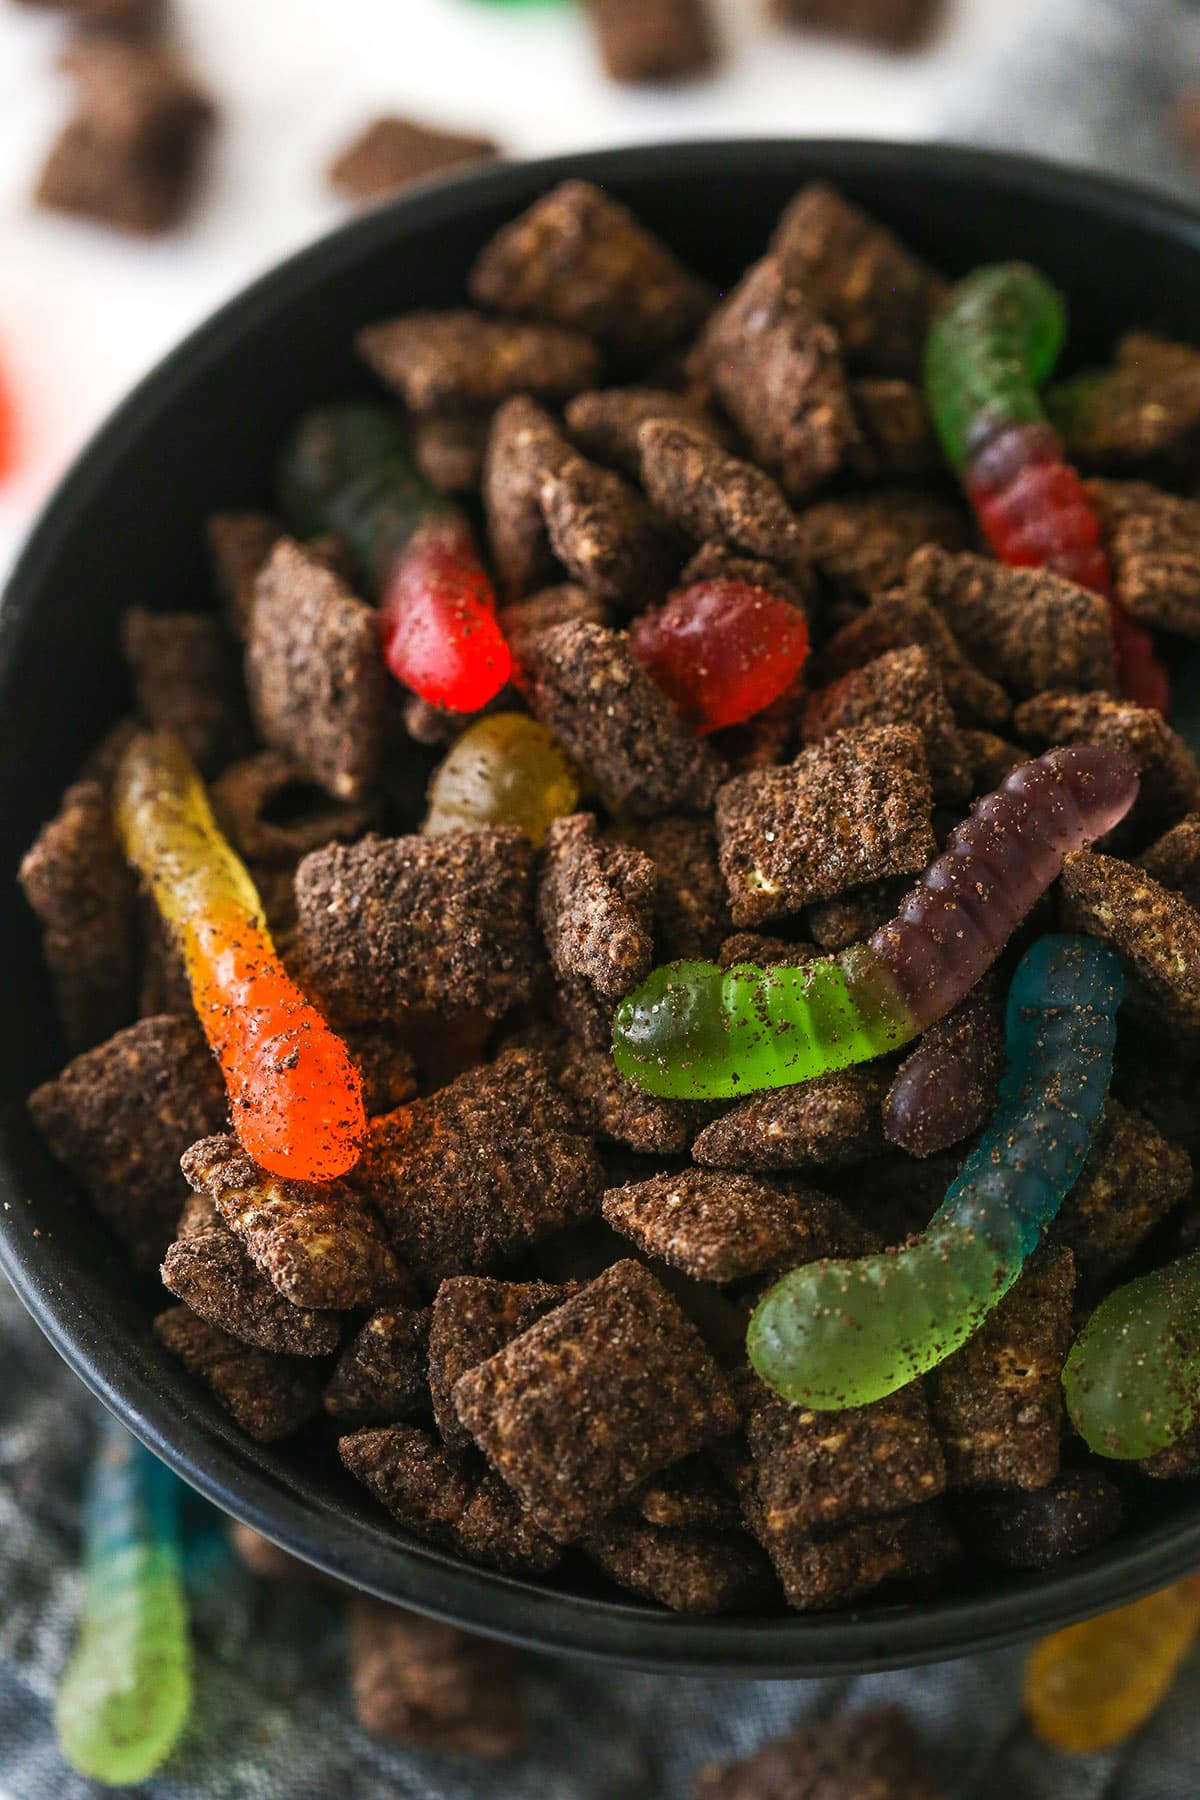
(802, 644), (970, 804)
(1061, 851), (1200, 1030)
(19, 778), (137, 1053)
(1050, 1099), (1191, 1288)
(694, 1704), (942, 1800)
(1140, 1416), (1200, 1481)
(539, 449), (675, 611)
(154, 1305), (324, 1442)
(602, 1170), (860, 1282)
(884, 979), (1004, 1157)
(521, 621), (725, 819)
(796, 490), (969, 604)
(247, 539), (388, 803)
(680, 543), (814, 613)
(12, 0), (164, 30)
(181, 1134), (402, 1311)
(960, 728), (1024, 794)
(959, 1469), (1124, 1573)
(323, 1306), (431, 1428)
(121, 610), (249, 778)
(558, 1044), (690, 1153)
(1013, 690), (1200, 828)
(806, 875), (909, 951)
(714, 725), (935, 924)
(621, 817), (732, 961)
(635, 1453), (743, 1530)
(928, 1245), (1075, 1491)
(1140, 811), (1200, 911)
(206, 512), (282, 639)
(28, 1013), (227, 1270)
(411, 413), (491, 496)
(471, 179), (711, 355)
(1091, 480), (1200, 638)
(339, 1029), (418, 1120)
(717, 933), (819, 969)
(328, 116), (498, 205)
(452, 1260), (738, 1541)
(772, 181), (947, 375)
(742, 1495), (959, 1613)
(210, 750), (373, 867)
(636, 418), (800, 562)
(357, 310), (600, 415)
(695, 255), (859, 504)
(359, 1049), (604, 1286)
(161, 1191), (340, 1357)
(427, 1276), (575, 1452)
(498, 583), (609, 670)
(347, 1598), (525, 1758)
(586, 0), (718, 84)
(567, 387), (723, 477)
(483, 396), (572, 601)
(584, 1517), (777, 1614)
(849, 377), (941, 480)
(693, 1068), (889, 1172)
(817, 591), (1010, 733)
(1049, 333), (1200, 474)
(294, 827), (539, 1025)
(539, 811), (656, 1003)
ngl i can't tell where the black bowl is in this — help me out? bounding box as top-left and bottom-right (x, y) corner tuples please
(3, 140), (1200, 1678)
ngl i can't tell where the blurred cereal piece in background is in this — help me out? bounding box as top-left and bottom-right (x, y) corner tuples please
(35, 37), (215, 234)
(347, 1597), (525, 1757)
(587, 0), (719, 85)
(328, 116), (499, 206)
(768, 0), (943, 53)
(8, 0), (164, 36)
(693, 1704), (942, 1797)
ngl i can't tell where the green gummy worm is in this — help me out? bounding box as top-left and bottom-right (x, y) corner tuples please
(1064, 1250), (1200, 1461)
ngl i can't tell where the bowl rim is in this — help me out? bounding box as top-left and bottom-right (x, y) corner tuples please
(5, 136), (1200, 1677)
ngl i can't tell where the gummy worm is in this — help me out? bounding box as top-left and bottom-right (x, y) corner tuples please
(924, 263), (1169, 713)
(114, 731), (365, 1181)
(611, 744), (1137, 1100)
(1064, 1249), (1200, 1461)
(423, 710), (581, 847)
(746, 934), (1122, 1408)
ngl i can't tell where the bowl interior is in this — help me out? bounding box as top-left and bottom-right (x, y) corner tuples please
(3, 140), (1200, 1677)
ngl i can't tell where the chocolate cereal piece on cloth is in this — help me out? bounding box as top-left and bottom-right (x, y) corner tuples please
(714, 724), (936, 924)
(1050, 1099), (1191, 1287)
(153, 1306), (324, 1442)
(817, 590), (1010, 733)
(328, 117), (498, 205)
(357, 310), (600, 414)
(470, 179), (711, 356)
(586, 0), (719, 84)
(521, 621), (725, 819)
(452, 1260), (739, 1541)
(428, 1277), (576, 1452)
(928, 1245), (1076, 1491)
(294, 827), (539, 1025)
(358, 1049), (604, 1287)
(122, 610), (251, 777)
(12, 0), (164, 30)
(772, 182), (948, 375)
(28, 1013), (227, 1270)
(161, 1191), (341, 1357)
(582, 1518), (777, 1614)
(1061, 851), (1200, 1030)
(635, 418), (801, 562)
(602, 1170), (862, 1281)
(181, 1134), (402, 1310)
(801, 644), (970, 804)
(206, 512), (281, 639)
(19, 778), (137, 1052)
(323, 1307), (431, 1427)
(347, 1598), (524, 1758)
(246, 539), (388, 803)
(694, 1705), (942, 1799)
(1091, 480), (1200, 638)
(692, 1068), (889, 1171)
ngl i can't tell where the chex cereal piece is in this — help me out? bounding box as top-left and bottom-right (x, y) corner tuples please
(154, 1306), (324, 1442)
(586, 0), (719, 84)
(247, 539), (388, 803)
(906, 545), (1117, 698)
(19, 778), (136, 1052)
(36, 40), (215, 236)
(470, 179), (710, 355)
(714, 724), (935, 924)
(796, 491), (969, 602)
(693, 1068), (889, 1172)
(1014, 690), (1200, 827)
(885, 979), (1005, 1157)
(428, 1276), (575, 1452)
(338, 1425), (561, 1574)
(622, 817), (732, 960)
(802, 645), (970, 804)
(1050, 332), (1200, 473)
(357, 310), (599, 415)
(1091, 480), (1200, 638)
(681, 543), (814, 613)
(539, 448), (675, 611)
(483, 397), (572, 601)
(1061, 851), (1200, 1029)
(121, 610), (249, 778)
(567, 387), (724, 477)
(806, 875), (909, 951)
(928, 1245), (1075, 1490)
(294, 827), (539, 1024)
(210, 750), (374, 867)
(635, 1454), (742, 1530)
(161, 1191), (340, 1357)
(539, 812), (655, 1004)
(452, 1260), (738, 1541)
(695, 255), (859, 503)
(328, 117), (498, 205)
(324, 1306), (432, 1427)
(960, 729), (1024, 795)
(13, 0), (163, 30)
(360, 1049), (603, 1286)
(584, 1518), (777, 1614)
(28, 1014), (226, 1269)
(181, 1134), (402, 1310)
(718, 933), (819, 969)
(849, 377), (940, 480)
(694, 1705), (941, 1800)
(818, 592), (1010, 732)
(636, 418), (800, 562)
(558, 1044), (690, 1153)
(772, 0), (942, 48)
(412, 414), (490, 496)
(745, 1380), (946, 1536)
(347, 1599), (524, 1758)
(603, 1170), (860, 1281)
(743, 1496), (959, 1613)
(1050, 1099), (1190, 1287)
(207, 512), (281, 639)
(1139, 812), (1200, 909)
(499, 584), (608, 668)
(522, 622), (725, 819)
(960, 1470), (1124, 1573)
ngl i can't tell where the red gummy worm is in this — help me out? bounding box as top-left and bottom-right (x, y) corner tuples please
(629, 580), (809, 734)
(380, 512), (512, 713)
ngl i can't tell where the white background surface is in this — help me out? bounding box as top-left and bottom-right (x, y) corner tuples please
(0, 0), (1033, 584)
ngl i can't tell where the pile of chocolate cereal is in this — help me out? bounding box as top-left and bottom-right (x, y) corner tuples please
(21, 177), (1200, 1619)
